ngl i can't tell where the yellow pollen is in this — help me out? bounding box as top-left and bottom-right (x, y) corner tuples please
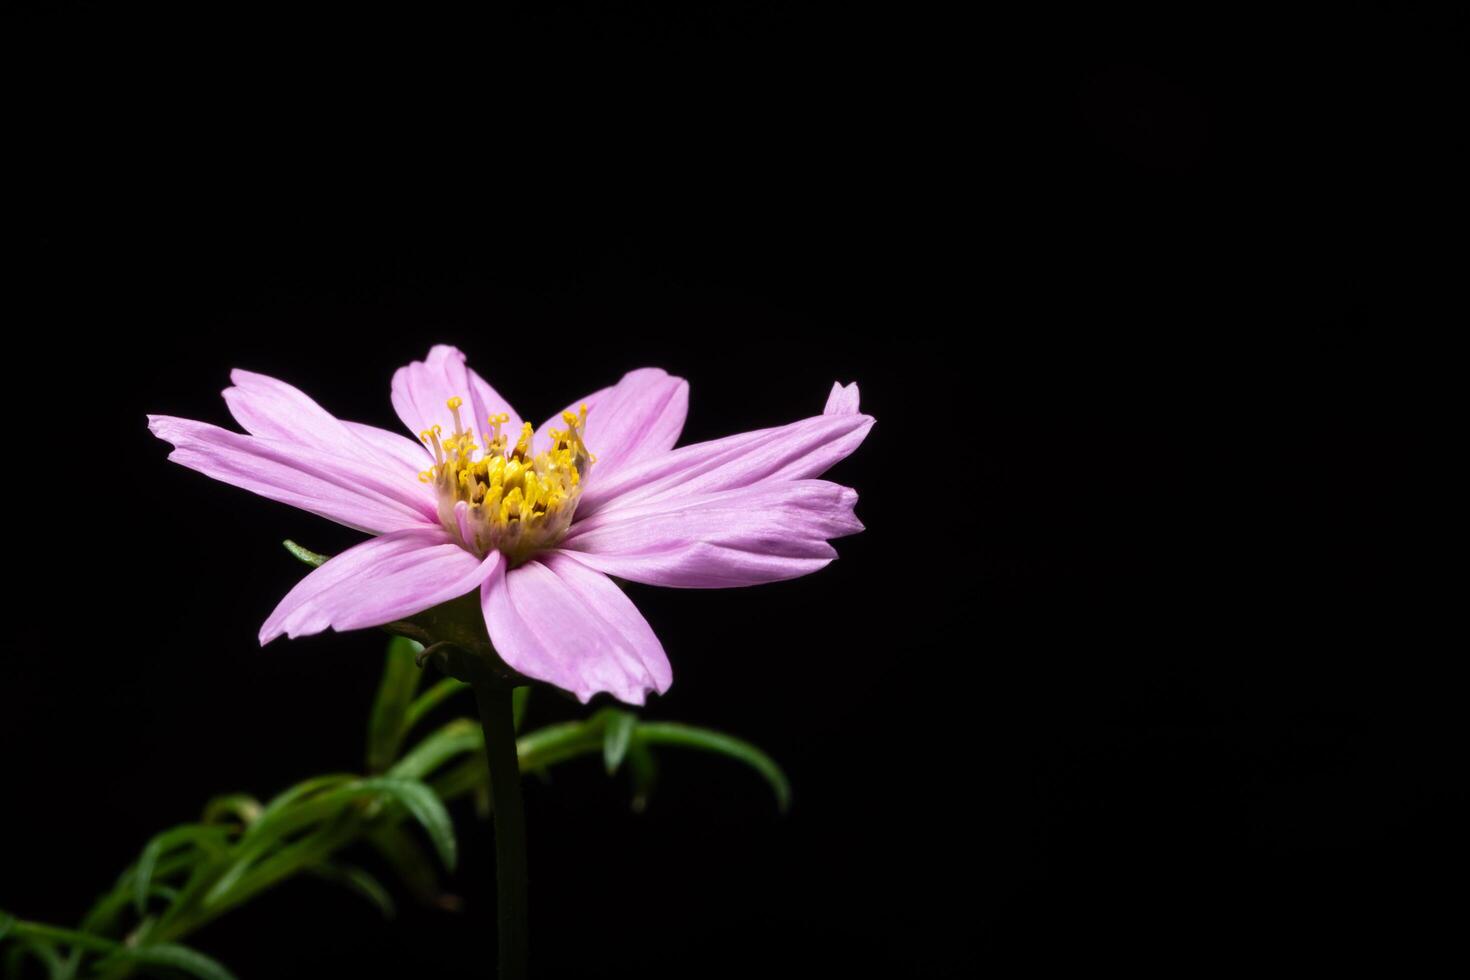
(419, 394), (595, 565)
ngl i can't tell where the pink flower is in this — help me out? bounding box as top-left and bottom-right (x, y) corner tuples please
(148, 346), (872, 705)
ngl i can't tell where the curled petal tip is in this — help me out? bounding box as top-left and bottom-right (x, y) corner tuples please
(824, 381), (861, 416)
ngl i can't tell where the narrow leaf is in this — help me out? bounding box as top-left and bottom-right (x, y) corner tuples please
(82, 853), (198, 936)
(355, 778), (457, 871)
(365, 825), (455, 911)
(626, 742), (659, 813)
(388, 719), (482, 782)
(512, 685), (531, 732)
(427, 756), (485, 805)
(307, 862), (396, 918)
(111, 943), (238, 980)
(134, 825), (231, 915)
(0, 919), (121, 954)
(603, 710), (637, 775)
(202, 794), (262, 827)
(282, 539), (330, 567)
(367, 637), (425, 772)
(515, 720), (605, 771)
(204, 823), (358, 915)
(207, 778), (360, 906)
(635, 723), (792, 812)
(403, 677), (468, 735)
(245, 774), (358, 844)
(7, 938), (63, 976)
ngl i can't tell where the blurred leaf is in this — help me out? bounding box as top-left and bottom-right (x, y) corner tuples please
(203, 823), (357, 916)
(306, 862), (396, 919)
(6, 937), (62, 977)
(389, 720), (482, 782)
(204, 772), (422, 909)
(602, 710), (636, 775)
(515, 720), (605, 771)
(365, 825), (453, 911)
(107, 943), (237, 980)
(353, 778), (457, 871)
(512, 686), (531, 732)
(81, 854), (197, 936)
(635, 723), (792, 812)
(282, 540), (329, 567)
(427, 756), (485, 804)
(206, 777), (362, 906)
(202, 794), (262, 828)
(367, 637), (425, 773)
(473, 781), (491, 820)
(134, 826), (231, 916)
(0, 911), (14, 941)
(626, 742), (659, 813)
(244, 774), (358, 844)
(0, 920), (119, 977)
(403, 677), (468, 736)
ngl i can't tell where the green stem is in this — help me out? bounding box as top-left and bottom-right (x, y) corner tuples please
(470, 677), (529, 980)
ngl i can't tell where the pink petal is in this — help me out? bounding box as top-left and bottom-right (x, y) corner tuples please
(452, 500), (475, 550)
(148, 415), (439, 534)
(480, 551), (671, 705)
(342, 421), (434, 475)
(221, 368), (430, 479)
(578, 409), (873, 516)
(536, 368), (688, 484)
(391, 345), (523, 454)
(823, 381), (861, 415)
(261, 529), (499, 643)
(563, 479), (862, 587)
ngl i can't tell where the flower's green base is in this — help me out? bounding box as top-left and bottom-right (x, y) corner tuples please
(385, 592), (525, 689)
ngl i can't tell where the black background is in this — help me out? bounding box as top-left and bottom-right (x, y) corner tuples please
(4, 2), (1463, 977)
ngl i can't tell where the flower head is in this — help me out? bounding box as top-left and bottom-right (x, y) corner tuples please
(149, 345), (872, 704)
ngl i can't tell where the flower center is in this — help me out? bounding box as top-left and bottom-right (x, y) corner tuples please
(417, 397), (594, 565)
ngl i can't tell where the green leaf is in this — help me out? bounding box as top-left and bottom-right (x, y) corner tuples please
(635, 723), (792, 812)
(81, 853), (198, 936)
(109, 943), (238, 980)
(0, 911), (14, 942)
(512, 685), (531, 732)
(365, 824), (453, 910)
(388, 719), (482, 782)
(202, 794), (262, 827)
(282, 539), (330, 567)
(307, 862), (396, 919)
(134, 825), (231, 915)
(354, 778), (457, 871)
(367, 637), (425, 772)
(203, 776), (360, 906)
(515, 720), (605, 771)
(201, 823), (357, 915)
(603, 710), (637, 775)
(427, 756), (486, 804)
(6, 937), (63, 977)
(0, 919), (121, 955)
(245, 774), (358, 844)
(403, 677), (469, 735)
(626, 742), (659, 813)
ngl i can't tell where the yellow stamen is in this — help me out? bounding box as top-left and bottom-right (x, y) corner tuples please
(418, 395), (594, 564)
